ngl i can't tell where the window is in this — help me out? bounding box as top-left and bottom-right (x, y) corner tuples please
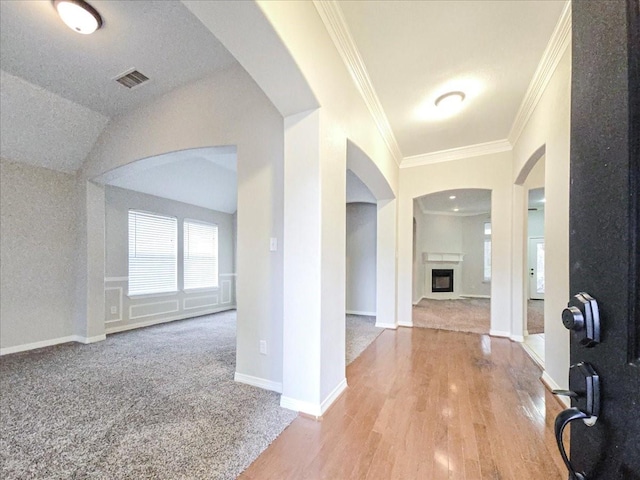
(128, 210), (177, 296)
(184, 220), (218, 290)
(484, 222), (491, 282)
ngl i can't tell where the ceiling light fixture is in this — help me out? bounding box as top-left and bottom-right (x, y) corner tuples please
(449, 195), (456, 200)
(435, 91), (466, 111)
(53, 0), (103, 35)
(453, 208), (460, 212)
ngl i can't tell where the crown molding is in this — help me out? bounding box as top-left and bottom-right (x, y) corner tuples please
(313, 0), (403, 166)
(508, 1), (572, 146)
(401, 139), (512, 169)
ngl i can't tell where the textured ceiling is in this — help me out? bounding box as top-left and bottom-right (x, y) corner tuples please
(0, 0), (237, 118)
(339, 0), (566, 157)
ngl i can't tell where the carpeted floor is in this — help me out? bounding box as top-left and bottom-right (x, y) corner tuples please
(0, 311), (296, 480)
(345, 315), (383, 364)
(0, 311), (383, 480)
(527, 299), (545, 334)
(412, 298), (545, 335)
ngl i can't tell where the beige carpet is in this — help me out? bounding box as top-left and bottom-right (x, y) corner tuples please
(412, 298), (546, 336)
(527, 299), (545, 334)
(413, 298), (490, 334)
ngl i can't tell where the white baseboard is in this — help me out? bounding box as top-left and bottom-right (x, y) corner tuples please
(0, 332), (108, 356)
(346, 310), (376, 317)
(398, 320), (413, 327)
(460, 294), (491, 299)
(521, 342), (544, 369)
(73, 334), (106, 344)
(489, 329), (510, 338)
(1, 335), (76, 356)
(280, 378), (348, 417)
(106, 306), (236, 334)
(234, 372), (282, 393)
(510, 334), (525, 342)
(541, 371), (570, 408)
(375, 322), (397, 329)
(412, 296), (426, 306)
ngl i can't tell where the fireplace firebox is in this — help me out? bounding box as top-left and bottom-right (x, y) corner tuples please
(432, 269), (454, 293)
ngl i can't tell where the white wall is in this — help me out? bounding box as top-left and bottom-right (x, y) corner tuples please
(461, 213), (492, 297)
(398, 151), (513, 334)
(346, 203), (376, 315)
(104, 186), (236, 333)
(76, 63), (285, 390)
(0, 159), (77, 353)
(512, 46), (571, 390)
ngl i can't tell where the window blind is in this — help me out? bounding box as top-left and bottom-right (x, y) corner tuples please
(184, 220), (218, 290)
(128, 210), (177, 296)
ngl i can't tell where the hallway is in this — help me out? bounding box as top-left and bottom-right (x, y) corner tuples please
(241, 328), (565, 479)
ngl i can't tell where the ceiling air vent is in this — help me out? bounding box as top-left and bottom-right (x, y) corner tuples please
(114, 69), (149, 89)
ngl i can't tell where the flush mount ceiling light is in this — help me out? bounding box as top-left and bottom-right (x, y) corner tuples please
(453, 208), (460, 212)
(435, 91), (466, 111)
(53, 0), (103, 34)
(449, 195), (456, 200)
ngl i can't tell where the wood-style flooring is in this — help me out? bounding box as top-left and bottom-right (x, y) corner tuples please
(240, 328), (566, 479)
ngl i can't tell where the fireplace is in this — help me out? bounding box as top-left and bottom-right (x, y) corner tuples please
(432, 269), (454, 293)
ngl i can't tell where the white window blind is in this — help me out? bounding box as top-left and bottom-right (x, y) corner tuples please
(128, 210), (177, 296)
(184, 220), (218, 290)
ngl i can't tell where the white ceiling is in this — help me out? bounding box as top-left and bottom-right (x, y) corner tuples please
(416, 189), (491, 216)
(105, 147), (237, 214)
(339, 0), (566, 157)
(0, 0), (236, 118)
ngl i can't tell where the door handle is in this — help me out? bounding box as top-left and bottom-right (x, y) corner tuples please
(555, 408), (589, 480)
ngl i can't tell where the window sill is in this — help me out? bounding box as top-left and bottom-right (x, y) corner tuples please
(128, 291), (178, 300)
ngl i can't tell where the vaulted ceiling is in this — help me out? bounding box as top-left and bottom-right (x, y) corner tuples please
(0, 0), (567, 177)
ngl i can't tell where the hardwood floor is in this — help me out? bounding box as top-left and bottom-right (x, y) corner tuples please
(240, 328), (567, 479)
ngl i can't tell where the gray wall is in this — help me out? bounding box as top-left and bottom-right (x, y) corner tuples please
(104, 185), (236, 332)
(345, 203), (376, 314)
(0, 159), (77, 351)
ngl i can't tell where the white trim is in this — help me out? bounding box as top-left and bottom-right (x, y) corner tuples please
(280, 378), (348, 417)
(420, 209), (491, 218)
(313, 0), (403, 166)
(460, 294), (491, 299)
(375, 322), (397, 330)
(508, 2), (572, 145)
(522, 341), (544, 369)
(412, 296), (427, 306)
(346, 310), (376, 316)
(0, 334), (106, 356)
(510, 334), (525, 343)
(489, 329), (511, 338)
(401, 139), (512, 169)
(105, 286), (123, 322)
(219, 273), (237, 277)
(105, 276), (128, 282)
(320, 378), (348, 414)
(129, 300), (179, 320)
(0, 335), (76, 355)
(234, 372), (283, 393)
(73, 334), (106, 344)
(541, 370), (570, 408)
(183, 294), (218, 311)
(398, 320), (413, 328)
(106, 306), (235, 334)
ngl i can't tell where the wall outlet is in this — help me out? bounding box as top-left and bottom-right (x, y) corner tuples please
(270, 237), (277, 252)
(259, 340), (267, 355)
(110, 306), (117, 315)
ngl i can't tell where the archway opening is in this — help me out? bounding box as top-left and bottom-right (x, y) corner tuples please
(412, 188), (492, 334)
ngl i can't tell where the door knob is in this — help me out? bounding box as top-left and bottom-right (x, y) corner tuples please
(561, 292), (600, 346)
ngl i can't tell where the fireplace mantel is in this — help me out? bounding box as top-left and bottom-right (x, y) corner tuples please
(422, 252), (464, 263)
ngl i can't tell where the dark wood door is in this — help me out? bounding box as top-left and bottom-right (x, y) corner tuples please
(567, 1), (639, 478)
